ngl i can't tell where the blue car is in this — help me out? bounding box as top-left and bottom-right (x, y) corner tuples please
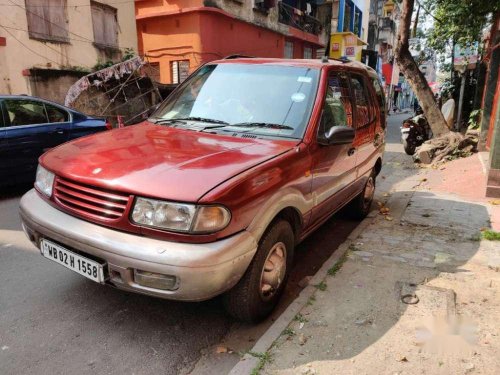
(0, 95), (110, 187)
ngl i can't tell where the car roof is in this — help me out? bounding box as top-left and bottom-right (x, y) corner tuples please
(0, 95), (83, 114)
(210, 57), (378, 76)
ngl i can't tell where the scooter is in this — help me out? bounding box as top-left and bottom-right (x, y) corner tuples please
(400, 111), (432, 155)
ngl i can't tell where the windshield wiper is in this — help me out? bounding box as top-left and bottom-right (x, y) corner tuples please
(150, 117), (229, 125)
(228, 122), (294, 130)
(169, 116), (229, 124)
(149, 117), (187, 124)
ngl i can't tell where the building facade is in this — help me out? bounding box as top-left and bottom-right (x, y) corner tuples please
(329, 0), (370, 62)
(136, 0), (330, 84)
(0, 0), (138, 103)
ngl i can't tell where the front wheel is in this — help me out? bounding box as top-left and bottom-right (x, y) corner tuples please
(402, 137), (416, 155)
(223, 220), (294, 322)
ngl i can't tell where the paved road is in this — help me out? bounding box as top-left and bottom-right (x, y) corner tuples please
(0, 113), (407, 375)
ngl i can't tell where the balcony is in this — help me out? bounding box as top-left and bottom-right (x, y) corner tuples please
(278, 2), (322, 36)
(379, 17), (395, 31)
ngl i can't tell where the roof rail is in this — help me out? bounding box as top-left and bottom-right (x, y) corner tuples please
(322, 56), (350, 64)
(223, 54), (255, 60)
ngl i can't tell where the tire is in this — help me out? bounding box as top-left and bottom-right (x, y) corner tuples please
(402, 138), (416, 155)
(349, 171), (376, 220)
(223, 220), (294, 322)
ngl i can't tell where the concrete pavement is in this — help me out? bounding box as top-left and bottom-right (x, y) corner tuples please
(233, 114), (500, 375)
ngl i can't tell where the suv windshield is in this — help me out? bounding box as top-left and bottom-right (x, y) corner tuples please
(151, 63), (320, 139)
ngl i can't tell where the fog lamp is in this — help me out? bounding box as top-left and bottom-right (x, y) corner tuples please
(134, 269), (178, 290)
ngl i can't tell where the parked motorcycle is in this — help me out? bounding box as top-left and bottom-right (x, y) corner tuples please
(400, 113), (433, 155)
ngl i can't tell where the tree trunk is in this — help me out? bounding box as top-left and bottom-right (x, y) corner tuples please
(395, 0), (450, 137)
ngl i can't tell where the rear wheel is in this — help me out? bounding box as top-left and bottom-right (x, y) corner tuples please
(223, 220), (294, 322)
(349, 171), (376, 220)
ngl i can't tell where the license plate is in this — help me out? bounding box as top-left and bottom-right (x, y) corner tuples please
(40, 239), (105, 283)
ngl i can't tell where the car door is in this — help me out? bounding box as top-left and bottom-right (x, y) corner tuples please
(42, 101), (72, 147)
(348, 72), (378, 180)
(309, 70), (357, 224)
(3, 98), (70, 183)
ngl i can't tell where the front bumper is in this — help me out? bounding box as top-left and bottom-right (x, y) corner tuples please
(19, 189), (257, 301)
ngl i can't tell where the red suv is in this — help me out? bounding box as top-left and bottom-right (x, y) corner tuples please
(20, 58), (385, 322)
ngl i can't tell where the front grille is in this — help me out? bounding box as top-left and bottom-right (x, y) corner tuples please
(53, 177), (130, 221)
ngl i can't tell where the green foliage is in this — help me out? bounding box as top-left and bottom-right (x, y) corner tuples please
(482, 230), (500, 241)
(249, 351), (272, 375)
(122, 47), (135, 61)
(467, 109), (482, 129)
(315, 281), (327, 291)
(294, 313), (308, 323)
(424, 0), (499, 54)
(327, 251), (349, 276)
(93, 48), (136, 72)
(439, 78), (456, 99)
(282, 328), (296, 337)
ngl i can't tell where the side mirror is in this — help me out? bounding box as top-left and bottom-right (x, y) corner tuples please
(318, 125), (355, 146)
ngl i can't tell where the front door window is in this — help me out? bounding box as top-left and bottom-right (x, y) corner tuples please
(4, 99), (48, 126)
(319, 72), (353, 135)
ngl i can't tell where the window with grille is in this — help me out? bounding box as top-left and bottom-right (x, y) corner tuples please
(350, 74), (374, 129)
(284, 41), (294, 59)
(25, 0), (69, 43)
(171, 61), (190, 84)
(91, 1), (118, 48)
(304, 46), (313, 59)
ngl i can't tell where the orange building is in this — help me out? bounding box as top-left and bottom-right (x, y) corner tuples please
(135, 0), (328, 84)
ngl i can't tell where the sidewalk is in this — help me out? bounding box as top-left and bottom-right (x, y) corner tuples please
(231, 149), (500, 374)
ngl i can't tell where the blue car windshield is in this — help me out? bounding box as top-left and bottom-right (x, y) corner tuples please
(152, 63), (320, 139)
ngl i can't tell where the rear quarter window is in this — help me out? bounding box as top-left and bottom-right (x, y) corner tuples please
(371, 77), (386, 115)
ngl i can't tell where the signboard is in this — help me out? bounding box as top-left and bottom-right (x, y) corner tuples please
(345, 35), (357, 46)
(345, 46), (355, 56)
(453, 43), (479, 70)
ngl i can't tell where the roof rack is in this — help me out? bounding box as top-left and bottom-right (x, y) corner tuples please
(223, 54), (255, 60)
(321, 56), (350, 64)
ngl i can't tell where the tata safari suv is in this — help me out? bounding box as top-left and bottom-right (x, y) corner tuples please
(20, 57), (386, 322)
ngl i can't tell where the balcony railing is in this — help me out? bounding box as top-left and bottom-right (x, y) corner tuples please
(379, 17), (395, 31)
(278, 2), (322, 36)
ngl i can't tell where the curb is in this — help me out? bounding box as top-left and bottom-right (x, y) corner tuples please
(227, 192), (413, 375)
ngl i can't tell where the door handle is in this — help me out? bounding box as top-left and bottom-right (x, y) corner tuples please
(348, 147), (356, 156)
(50, 128), (65, 135)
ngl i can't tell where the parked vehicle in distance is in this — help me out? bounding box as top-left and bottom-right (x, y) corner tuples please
(20, 58), (385, 322)
(401, 114), (432, 155)
(0, 95), (110, 187)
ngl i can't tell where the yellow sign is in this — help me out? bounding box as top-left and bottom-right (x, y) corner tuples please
(329, 32), (367, 62)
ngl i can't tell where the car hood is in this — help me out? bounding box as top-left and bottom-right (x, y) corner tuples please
(41, 123), (298, 201)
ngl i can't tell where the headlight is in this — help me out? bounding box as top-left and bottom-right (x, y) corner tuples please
(35, 165), (55, 197)
(131, 197), (231, 233)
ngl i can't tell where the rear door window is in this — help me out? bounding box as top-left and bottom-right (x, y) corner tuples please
(349, 74), (374, 129)
(371, 77), (386, 126)
(45, 103), (69, 123)
(4, 99), (48, 126)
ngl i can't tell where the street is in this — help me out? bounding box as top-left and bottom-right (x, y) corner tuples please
(0, 113), (408, 375)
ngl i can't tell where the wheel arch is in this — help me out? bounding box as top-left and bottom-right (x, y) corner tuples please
(274, 206), (303, 244)
(374, 157), (382, 176)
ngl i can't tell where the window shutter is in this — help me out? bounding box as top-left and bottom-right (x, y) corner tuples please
(26, 0), (68, 42)
(91, 4), (105, 45)
(48, 0), (69, 42)
(26, 0), (50, 40)
(91, 2), (118, 47)
(103, 7), (118, 47)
